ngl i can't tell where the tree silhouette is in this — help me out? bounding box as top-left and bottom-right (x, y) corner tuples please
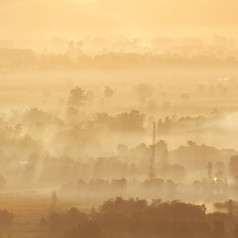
(67, 87), (86, 111)
(234, 223), (238, 238)
(64, 221), (103, 238)
(51, 192), (58, 208)
(213, 220), (225, 238)
(104, 86), (114, 98)
(0, 210), (13, 231)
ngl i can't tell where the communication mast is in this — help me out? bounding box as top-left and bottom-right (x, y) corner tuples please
(149, 122), (156, 179)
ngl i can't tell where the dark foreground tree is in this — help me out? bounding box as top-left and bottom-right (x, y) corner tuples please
(0, 210), (14, 231)
(64, 221), (103, 238)
(213, 220), (225, 238)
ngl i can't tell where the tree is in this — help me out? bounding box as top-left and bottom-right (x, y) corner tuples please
(49, 212), (62, 231)
(213, 220), (225, 238)
(0, 210), (14, 231)
(104, 86), (114, 98)
(65, 207), (88, 227)
(187, 140), (196, 146)
(234, 223), (238, 238)
(51, 192), (58, 209)
(67, 87), (86, 111)
(115, 110), (145, 131)
(64, 221), (103, 238)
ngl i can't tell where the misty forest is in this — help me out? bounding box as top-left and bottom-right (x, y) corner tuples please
(1, 0), (238, 237)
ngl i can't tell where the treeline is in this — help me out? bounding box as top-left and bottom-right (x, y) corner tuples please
(38, 197), (238, 238)
(1, 48), (238, 70)
(1, 197), (238, 238)
(61, 178), (177, 200)
(0, 107), (238, 190)
(156, 112), (224, 134)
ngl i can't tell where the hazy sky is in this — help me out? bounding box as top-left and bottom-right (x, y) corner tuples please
(0, 0), (238, 39)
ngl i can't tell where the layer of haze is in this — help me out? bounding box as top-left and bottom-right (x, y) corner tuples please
(1, 0), (238, 39)
(1, 1), (238, 237)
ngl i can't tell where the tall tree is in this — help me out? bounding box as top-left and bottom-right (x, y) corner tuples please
(67, 87), (86, 111)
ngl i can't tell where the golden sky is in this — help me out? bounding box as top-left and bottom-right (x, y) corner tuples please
(0, 0), (237, 38)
